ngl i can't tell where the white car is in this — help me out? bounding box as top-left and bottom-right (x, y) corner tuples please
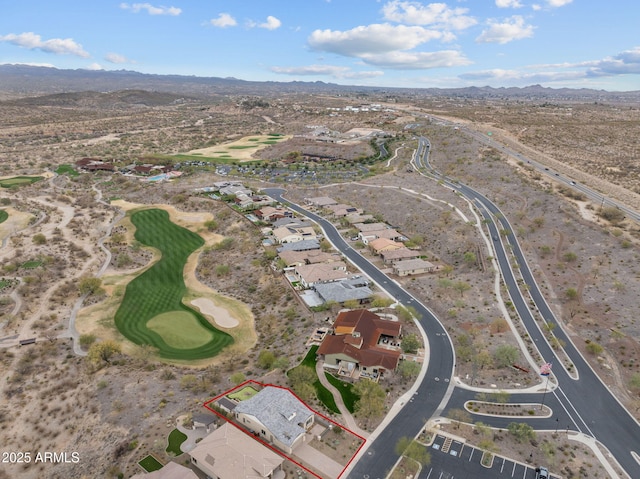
(535, 466), (549, 479)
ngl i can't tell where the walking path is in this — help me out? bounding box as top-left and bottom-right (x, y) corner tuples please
(315, 360), (369, 438)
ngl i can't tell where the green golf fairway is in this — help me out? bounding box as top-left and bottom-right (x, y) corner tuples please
(114, 208), (233, 360)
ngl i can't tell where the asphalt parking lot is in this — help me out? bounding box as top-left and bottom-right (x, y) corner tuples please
(423, 434), (558, 479)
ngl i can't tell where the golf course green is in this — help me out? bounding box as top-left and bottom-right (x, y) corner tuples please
(114, 208), (233, 360)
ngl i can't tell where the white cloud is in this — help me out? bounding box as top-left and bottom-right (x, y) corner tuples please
(270, 64), (383, 79)
(476, 16), (534, 44)
(0, 32), (89, 57)
(496, 0), (523, 8)
(359, 50), (472, 69)
(1, 61), (55, 68)
(460, 68), (585, 85)
(259, 16), (282, 30)
(547, 0), (573, 7)
(381, 1), (476, 30)
(120, 3), (181, 16)
(86, 63), (104, 70)
(586, 46), (640, 76)
(105, 52), (134, 64)
(210, 13), (237, 28)
(309, 24), (451, 57)
(458, 47), (640, 86)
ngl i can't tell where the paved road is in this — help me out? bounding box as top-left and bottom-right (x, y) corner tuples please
(265, 132), (640, 478)
(416, 136), (640, 478)
(263, 188), (456, 479)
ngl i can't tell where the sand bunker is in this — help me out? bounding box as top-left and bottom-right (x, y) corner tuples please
(191, 298), (239, 328)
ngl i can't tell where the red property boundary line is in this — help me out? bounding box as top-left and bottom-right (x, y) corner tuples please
(203, 379), (366, 479)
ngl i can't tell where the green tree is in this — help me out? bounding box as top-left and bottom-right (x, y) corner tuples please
(453, 281), (471, 297)
(463, 251), (477, 266)
(398, 305), (420, 322)
(494, 344), (519, 368)
(230, 372), (246, 385)
(473, 350), (494, 370)
(204, 219), (218, 231)
(628, 373), (640, 392)
(395, 437), (431, 466)
(491, 390), (510, 404)
(257, 350), (276, 369)
(397, 360), (421, 380)
(507, 422), (536, 443)
(353, 379), (386, 422)
(586, 341), (603, 355)
(565, 287), (578, 301)
(79, 276), (103, 296)
(88, 340), (121, 366)
(79, 334), (97, 350)
(447, 408), (472, 429)
(32, 233), (47, 245)
(288, 366), (316, 401)
(401, 333), (421, 354)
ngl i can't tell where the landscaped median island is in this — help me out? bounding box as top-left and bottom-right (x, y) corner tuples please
(114, 208), (233, 360)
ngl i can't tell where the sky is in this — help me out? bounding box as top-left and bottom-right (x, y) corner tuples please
(1, 1), (639, 91)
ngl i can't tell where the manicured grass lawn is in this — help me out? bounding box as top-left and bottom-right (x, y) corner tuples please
(138, 454), (163, 472)
(228, 145), (259, 149)
(55, 164), (79, 177)
(0, 176), (43, 188)
(0, 209), (7, 224)
(166, 429), (187, 456)
(325, 372), (359, 413)
(298, 346), (340, 414)
(114, 208), (233, 360)
(228, 385), (259, 401)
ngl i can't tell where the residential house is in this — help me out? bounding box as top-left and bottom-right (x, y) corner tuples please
(313, 277), (373, 305)
(271, 218), (312, 229)
(234, 386), (314, 454)
(304, 196), (337, 207)
(358, 228), (402, 245)
(344, 213), (374, 224)
(277, 239), (320, 253)
(380, 248), (422, 264)
(317, 309), (402, 379)
(323, 203), (362, 217)
(131, 462), (198, 479)
(278, 249), (341, 268)
(368, 238), (404, 255)
(273, 224), (316, 244)
(354, 222), (390, 233)
(193, 413), (218, 433)
(189, 422), (284, 479)
(75, 158), (115, 172)
(234, 194), (275, 211)
(393, 258), (436, 276)
(254, 206), (292, 222)
(293, 261), (351, 288)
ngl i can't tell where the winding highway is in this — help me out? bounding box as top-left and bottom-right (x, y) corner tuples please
(415, 136), (640, 478)
(263, 131), (640, 478)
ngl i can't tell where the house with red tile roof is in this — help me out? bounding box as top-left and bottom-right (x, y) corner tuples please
(317, 309), (402, 380)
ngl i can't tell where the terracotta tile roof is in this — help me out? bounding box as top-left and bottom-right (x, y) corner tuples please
(317, 309), (401, 370)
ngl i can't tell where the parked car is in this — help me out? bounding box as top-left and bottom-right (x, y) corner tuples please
(535, 466), (549, 479)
